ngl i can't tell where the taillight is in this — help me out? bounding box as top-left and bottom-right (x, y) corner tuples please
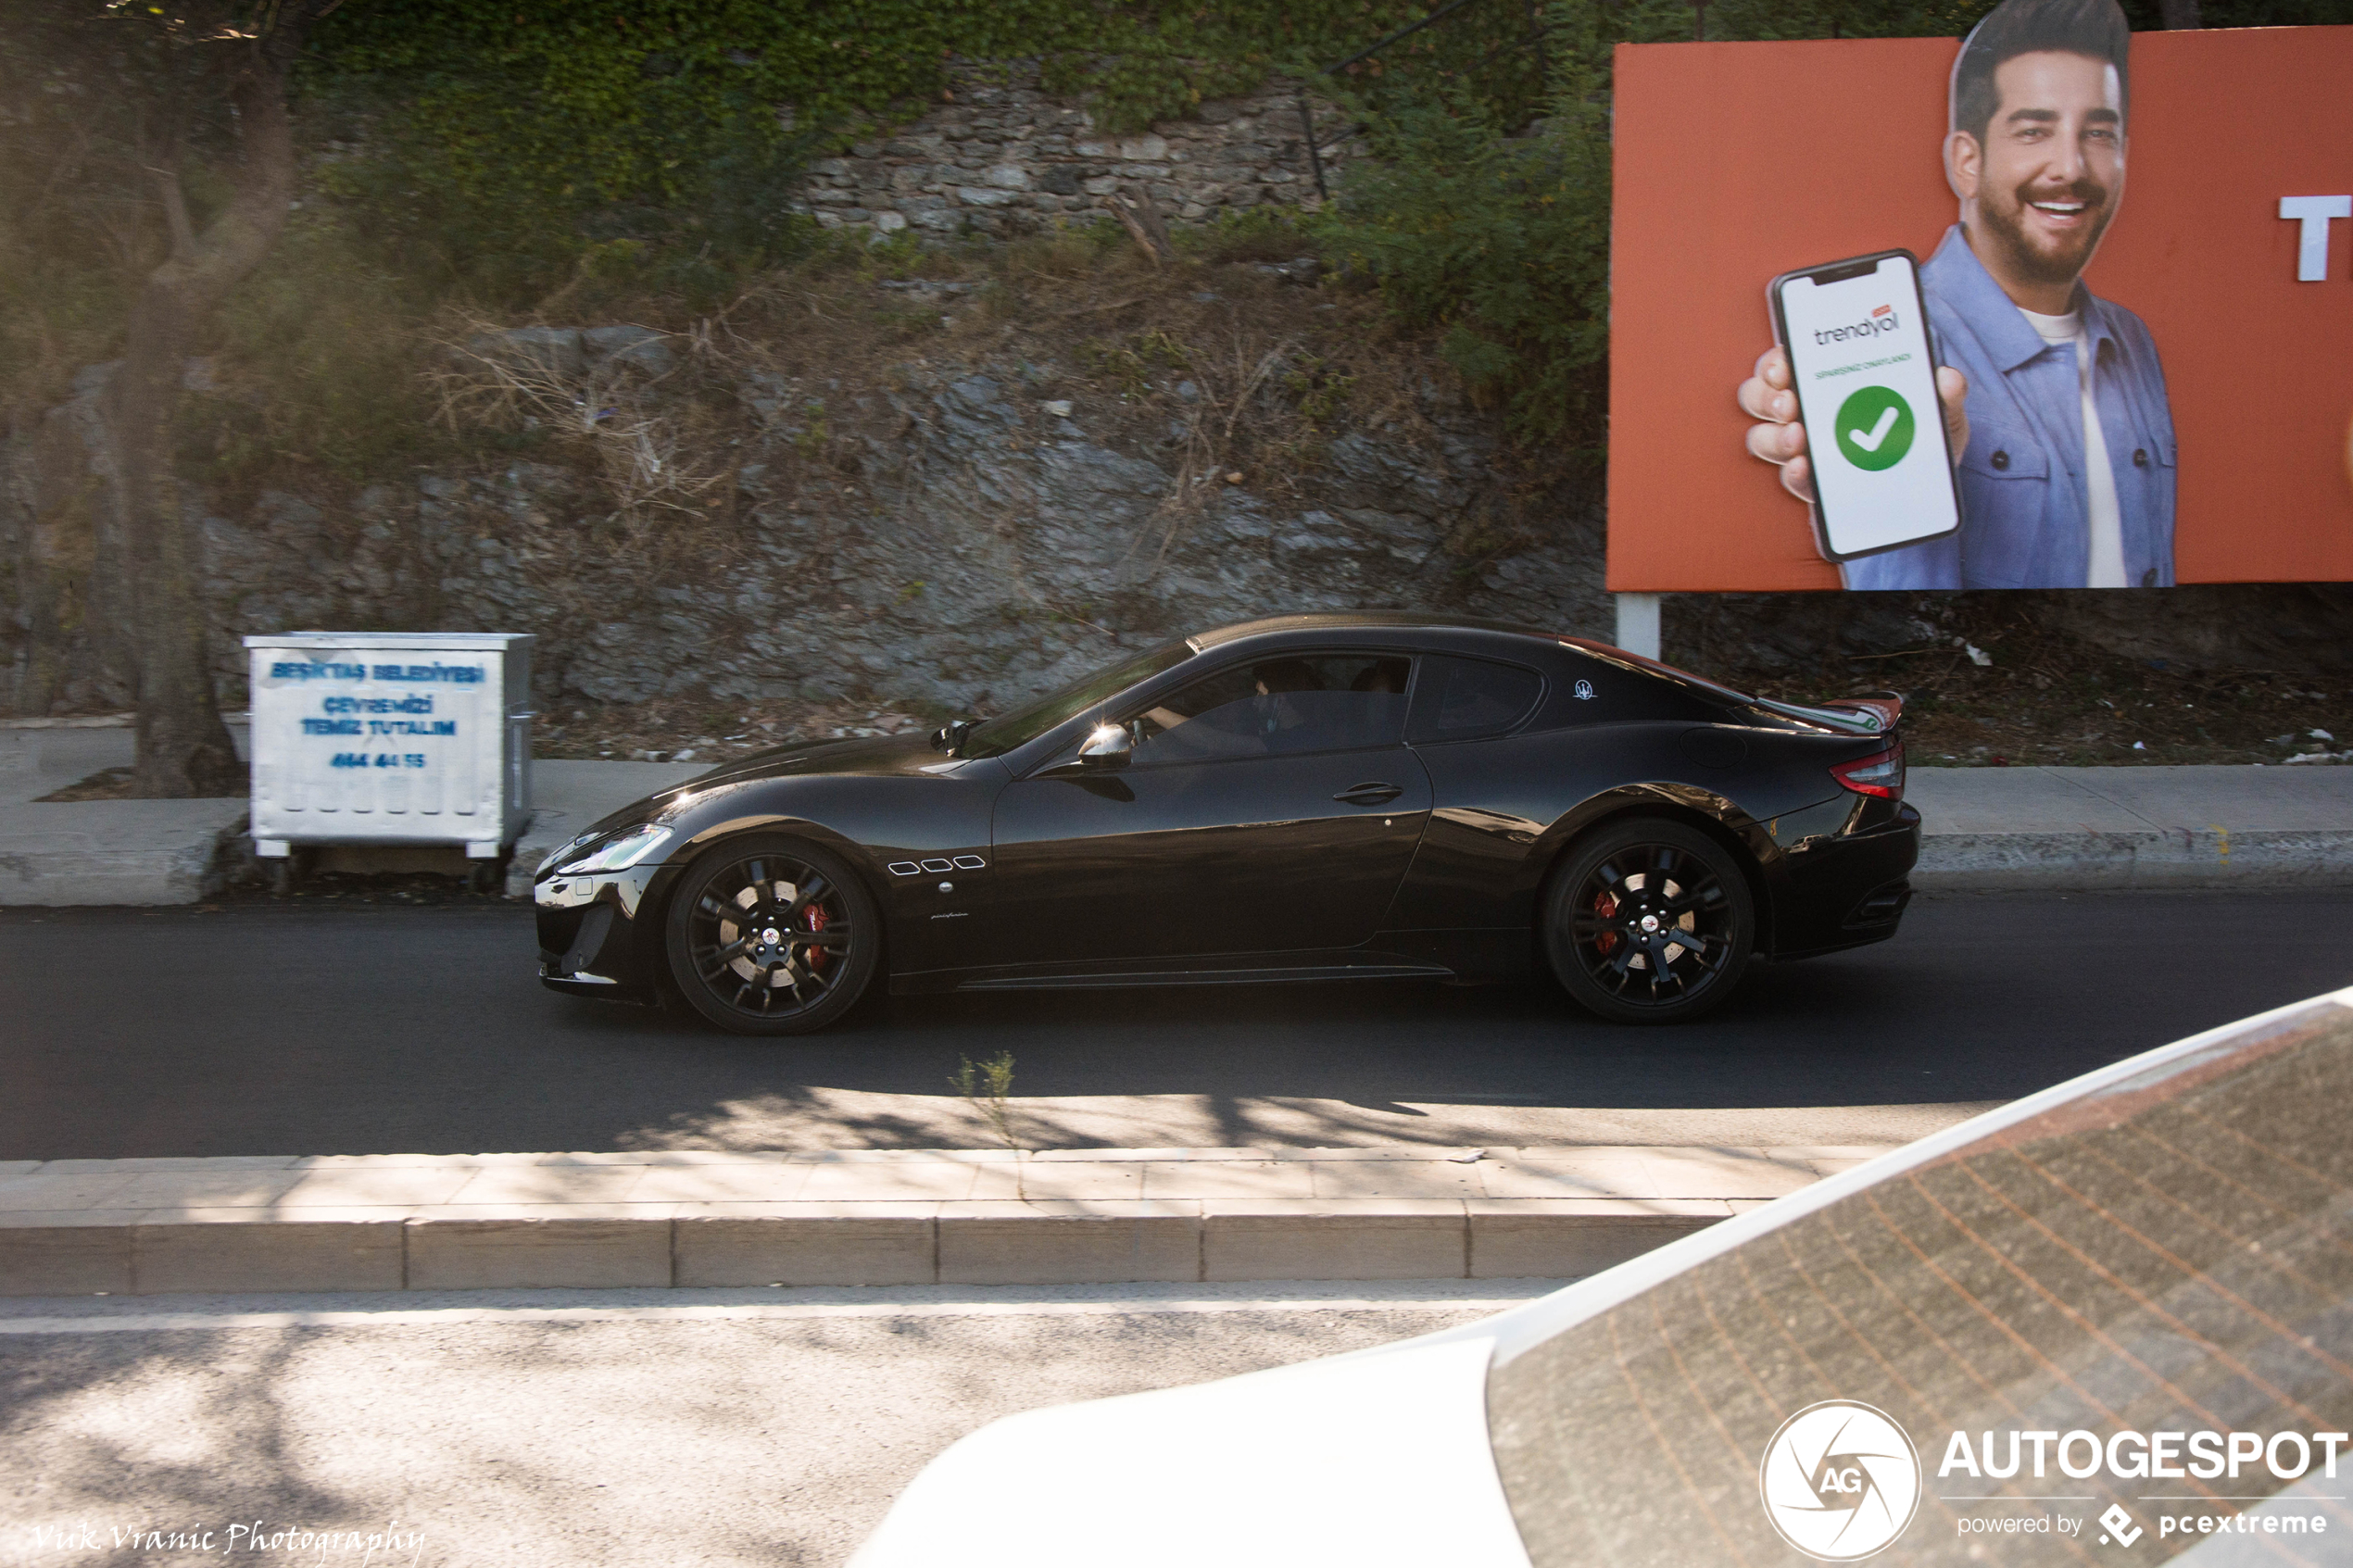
(1831, 741), (1905, 799)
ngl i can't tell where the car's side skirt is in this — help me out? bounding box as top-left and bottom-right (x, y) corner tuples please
(955, 963), (1456, 993)
(887, 928), (1534, 996)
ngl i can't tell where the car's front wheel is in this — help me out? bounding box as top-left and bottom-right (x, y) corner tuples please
(663, 834), (879, 1035)
(1544, 818), (1754, 1024)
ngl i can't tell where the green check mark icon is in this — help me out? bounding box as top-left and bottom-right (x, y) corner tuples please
(1833, 385), (1915, 472)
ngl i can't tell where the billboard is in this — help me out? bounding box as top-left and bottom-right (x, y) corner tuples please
(1606, 15), (2353, 592)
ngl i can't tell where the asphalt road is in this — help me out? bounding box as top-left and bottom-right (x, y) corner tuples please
(5, 890), (2350, 1159)
(0, 1281), (1529, 1568)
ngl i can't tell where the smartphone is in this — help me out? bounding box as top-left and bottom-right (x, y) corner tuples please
(1768, 250), (1961, 563)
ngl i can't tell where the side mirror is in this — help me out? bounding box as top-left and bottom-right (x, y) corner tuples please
(1076, 722), (1133, 769)
(932, 719), (975, 755)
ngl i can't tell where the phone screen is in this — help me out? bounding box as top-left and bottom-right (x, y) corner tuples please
(1774, 252), (1959, 561)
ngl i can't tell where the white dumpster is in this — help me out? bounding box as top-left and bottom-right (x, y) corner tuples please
(245, 633), (535, 872)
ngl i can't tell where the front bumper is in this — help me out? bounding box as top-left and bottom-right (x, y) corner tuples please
(1764, 801), (1920, 960)
(535, 860), (673, 1001)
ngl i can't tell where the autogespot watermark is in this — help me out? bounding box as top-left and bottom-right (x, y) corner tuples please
(1761, 1411), (2350, 1557)
(1938, 1426), (2347, 1549)
(1759, 1401), (1924, 1562)
(20, 1520), (426, 1564)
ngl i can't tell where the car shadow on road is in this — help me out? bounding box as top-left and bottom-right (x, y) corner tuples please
(532, 944), (2059, 1152)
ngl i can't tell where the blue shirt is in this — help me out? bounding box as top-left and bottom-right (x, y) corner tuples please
(1843, 225), (2176, 591)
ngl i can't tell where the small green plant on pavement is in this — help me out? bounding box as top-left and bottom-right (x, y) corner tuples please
(951, 1051), (1024, 1197)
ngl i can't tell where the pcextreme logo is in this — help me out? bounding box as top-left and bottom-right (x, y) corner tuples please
(1759, 1401), (1923, 1562)
(2098, 1504), (2145, 1547)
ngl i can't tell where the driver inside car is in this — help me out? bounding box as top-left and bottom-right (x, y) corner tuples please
(1129, 655), (1407, 762)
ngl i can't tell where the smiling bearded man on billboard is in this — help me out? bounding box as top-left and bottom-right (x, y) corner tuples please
(1738, 0), (2178, 590)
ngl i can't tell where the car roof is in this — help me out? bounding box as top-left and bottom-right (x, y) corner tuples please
(1184, 611), (1567, 652)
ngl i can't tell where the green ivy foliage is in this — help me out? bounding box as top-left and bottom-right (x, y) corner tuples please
(308, 0), (1504, 296)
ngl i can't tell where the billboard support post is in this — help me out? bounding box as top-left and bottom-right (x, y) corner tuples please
(1615, 593), (1662, 660)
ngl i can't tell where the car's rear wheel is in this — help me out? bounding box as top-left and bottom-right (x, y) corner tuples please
(663, 835), (879, 1036)
(1544, 819), (1754, 1024)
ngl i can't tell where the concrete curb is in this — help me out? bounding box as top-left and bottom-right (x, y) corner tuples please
(0, 803), (248, 906)
(1912, 826), (2353, 891)
(0, 1145), (1887, 1296)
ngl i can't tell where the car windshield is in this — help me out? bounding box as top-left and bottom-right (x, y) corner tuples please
(1486, 998), (2353, 1565)
(957, 638), (1197, 759)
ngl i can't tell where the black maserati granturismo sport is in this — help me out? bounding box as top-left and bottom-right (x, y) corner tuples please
(535, 613), (1919, 1035)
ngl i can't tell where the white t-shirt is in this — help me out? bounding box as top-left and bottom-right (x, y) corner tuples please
(2019, 305), (2126, 588)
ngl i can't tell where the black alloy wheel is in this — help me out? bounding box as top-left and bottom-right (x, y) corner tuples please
(663, 835), (879, 1035)
(1544, 818), (1755, 1024)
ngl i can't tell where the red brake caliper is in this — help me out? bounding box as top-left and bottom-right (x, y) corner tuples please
(801, 903), (830, 972)
(1592, 890), (1619, 955)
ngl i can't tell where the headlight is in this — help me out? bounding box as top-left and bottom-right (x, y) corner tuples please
(543, 831), (599, 870)
(555, 823), (674, 875)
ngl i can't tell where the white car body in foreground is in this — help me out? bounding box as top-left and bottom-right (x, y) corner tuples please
(852, 985), (2353, 1568)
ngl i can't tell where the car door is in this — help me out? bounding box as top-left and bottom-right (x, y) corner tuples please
(984, 651), (1432, 967)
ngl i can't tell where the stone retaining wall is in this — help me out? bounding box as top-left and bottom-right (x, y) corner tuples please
(799, 61), (1355, 241)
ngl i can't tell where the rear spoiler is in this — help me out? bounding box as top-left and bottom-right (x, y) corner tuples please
(1754, 693), (1904, 735)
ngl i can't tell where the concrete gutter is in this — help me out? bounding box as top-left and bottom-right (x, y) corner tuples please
(0, 1145), (1890, 1296)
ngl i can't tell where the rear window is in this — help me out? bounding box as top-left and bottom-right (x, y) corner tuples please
(1407, 657), (1543, 744)
(1487, 1001), (2353, 1565)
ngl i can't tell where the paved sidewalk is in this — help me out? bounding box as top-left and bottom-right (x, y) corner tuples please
(0, 1143), (1894, 1296)
(2, 716), (2345, 904)
(0, 720), (249, 905)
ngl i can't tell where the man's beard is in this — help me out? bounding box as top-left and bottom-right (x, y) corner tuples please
(1976, 175), (2115, 288)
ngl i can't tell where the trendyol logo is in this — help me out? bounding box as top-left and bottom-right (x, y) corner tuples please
(1812, 304), (1902, 345)
(1760, 1402), (1923, 1562)
(1833, 385), (1916, 472)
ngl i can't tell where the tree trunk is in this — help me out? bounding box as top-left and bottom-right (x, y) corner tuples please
(3, 414), (59, 717)
(102, 27), (308, 797)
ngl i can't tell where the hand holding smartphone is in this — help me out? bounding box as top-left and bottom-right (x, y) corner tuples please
(1768, 251), (1961, 563)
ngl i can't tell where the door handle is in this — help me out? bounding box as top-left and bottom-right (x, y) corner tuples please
(1333, 782), (1403, 807)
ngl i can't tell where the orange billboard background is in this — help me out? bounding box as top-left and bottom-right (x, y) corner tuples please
(1606, 26), (2353, 591)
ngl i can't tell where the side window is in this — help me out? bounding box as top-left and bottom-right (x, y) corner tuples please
(1127, 654), (1411, 765)
(1407, 656), (1544, 744)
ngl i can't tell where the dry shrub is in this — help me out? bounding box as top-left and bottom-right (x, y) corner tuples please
(428, 313), (745, 565)
(425, 217), (1529, 604)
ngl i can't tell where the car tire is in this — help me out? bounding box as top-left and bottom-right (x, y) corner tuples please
(663, 834), (880, 1036)
(1543, 818), (1755, 1025)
